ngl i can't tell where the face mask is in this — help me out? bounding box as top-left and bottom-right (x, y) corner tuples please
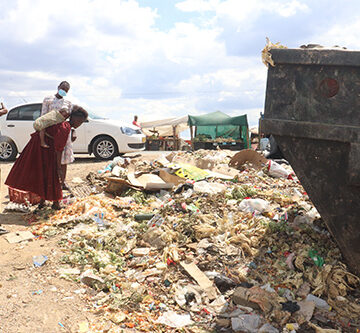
(58, 89), (67, 97)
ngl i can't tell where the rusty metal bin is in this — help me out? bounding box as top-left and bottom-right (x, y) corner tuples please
(262, 48), (360, 275)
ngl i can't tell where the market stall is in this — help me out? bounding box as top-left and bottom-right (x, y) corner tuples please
(188, 111), (250, 150)
(141, 116), (188, 151)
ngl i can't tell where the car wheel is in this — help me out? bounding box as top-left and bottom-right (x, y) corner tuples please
(0, 139), (18, 161)
(93, 136), (118, 160)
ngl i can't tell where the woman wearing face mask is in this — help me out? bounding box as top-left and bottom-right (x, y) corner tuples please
(41, 81), (73, 187)
(41, 81), (72, 116)
(6, 105), (88, 210)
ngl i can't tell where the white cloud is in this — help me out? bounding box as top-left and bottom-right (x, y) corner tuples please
(177, 0), (309, 19)
(274, 0), (309, 17)
(176, 0), (218, 12)
(305, 20), (360, 50)
(1, 0), (360, 135)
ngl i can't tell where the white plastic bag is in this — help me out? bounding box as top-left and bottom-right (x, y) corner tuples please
(267, 160), (293, 179)
(239, 199), (270, 214)
(193, 181), (226, 194)
(156, 311), (193, 328)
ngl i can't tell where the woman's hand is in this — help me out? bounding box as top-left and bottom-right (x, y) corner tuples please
(71, 129), (77, 142)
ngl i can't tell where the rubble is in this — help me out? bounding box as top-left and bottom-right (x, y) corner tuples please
(26, 149), (360, 332)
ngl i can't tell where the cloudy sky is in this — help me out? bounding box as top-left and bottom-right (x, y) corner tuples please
(1, 0), (359, 129)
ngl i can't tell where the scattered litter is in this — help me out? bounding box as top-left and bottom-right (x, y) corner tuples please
(193, 180), (226, 194)
(180, 261), (219, 300)
(239, 198), (270, 214)
(156, 311), (193, 328)
(231, 314), (263, 333)
(20, 150), (360, 331)
(267, 160), (293, 179)
(32, 255), (48, 267)
(308, 322), (341, 333)
(80, 270), (105, 289)
(305, 294), (331, 311)
(5, 231), (35, 244)
(259, 323), (280, 333)
(4, 202), (30, 213)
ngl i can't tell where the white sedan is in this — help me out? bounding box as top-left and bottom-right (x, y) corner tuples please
(0, 103), (145, 161)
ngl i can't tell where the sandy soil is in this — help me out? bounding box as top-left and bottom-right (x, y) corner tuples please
(0, 152), (166, 332)
(0, 156), (108, 333)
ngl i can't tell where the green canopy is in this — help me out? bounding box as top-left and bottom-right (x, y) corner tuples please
(188, 111), (250, 148)
(188, 111), (248, 126)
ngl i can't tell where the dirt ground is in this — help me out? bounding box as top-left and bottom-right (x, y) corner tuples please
(0, 152), (166, 333)
(0, 156), (112, 333)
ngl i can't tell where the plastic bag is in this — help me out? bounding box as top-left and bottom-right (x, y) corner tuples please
(259, 323), (279, 333)
(231, 314), (262, 333)
(193, 181), (226, 194)
(260, 138), (270, 151)
(156, 311), (193, 328)
(267, 160), (293, 179)
(305, 294), (330, 310)
(239, 198), (270, 214)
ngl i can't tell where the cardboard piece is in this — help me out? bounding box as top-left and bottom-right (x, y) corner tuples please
(159, 170), (185, 185)
(137, 174), (174, 190)
(126, 165), (175, 191)
(229, 149), (267, 170)
(105, 177), (131, 195)
(5, 231), (35, 244)
(205, 169), (235, 180)
(180, 261), (219, 300)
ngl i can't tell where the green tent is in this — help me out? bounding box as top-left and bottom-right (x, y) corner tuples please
(188, 111), (250, 148)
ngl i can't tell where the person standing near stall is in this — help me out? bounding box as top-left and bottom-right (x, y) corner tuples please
(132, 115), (141, 128)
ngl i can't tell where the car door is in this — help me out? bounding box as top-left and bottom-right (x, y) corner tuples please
(5, 104), (41, 152)
(72, 118), (89, 153)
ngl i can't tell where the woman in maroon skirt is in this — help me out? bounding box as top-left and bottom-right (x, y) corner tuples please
(5, 105), (88, 210)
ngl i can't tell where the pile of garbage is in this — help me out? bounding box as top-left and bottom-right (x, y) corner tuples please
(31, 150), (360, 332)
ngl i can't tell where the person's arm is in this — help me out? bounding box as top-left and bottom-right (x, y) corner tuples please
(0, 102), (8, 117)
(71, 129), (77, 142)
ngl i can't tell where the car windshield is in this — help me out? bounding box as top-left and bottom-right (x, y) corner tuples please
(88, 111), (107, 120)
